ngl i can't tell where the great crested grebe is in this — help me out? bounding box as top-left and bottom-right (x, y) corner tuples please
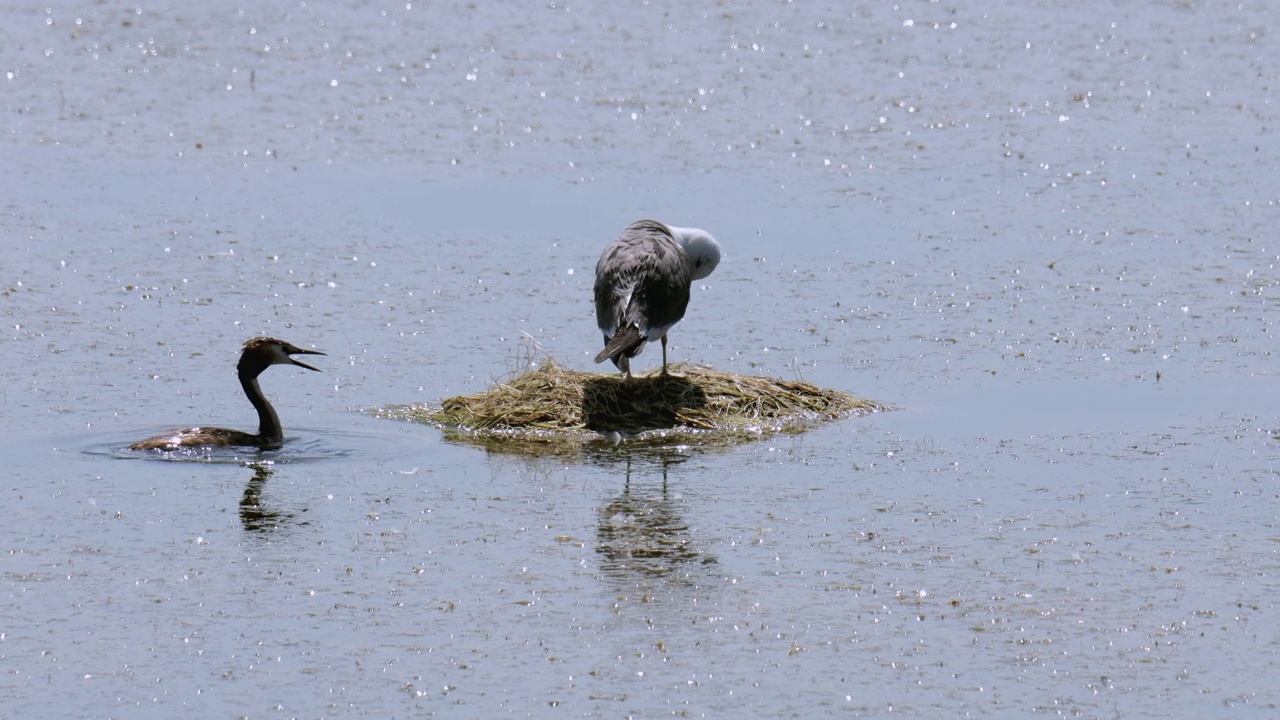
(129, 337), (325, 450)
(593, 219), (721, 379)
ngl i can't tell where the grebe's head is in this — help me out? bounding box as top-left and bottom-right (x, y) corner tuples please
(239, 337), (326, 374)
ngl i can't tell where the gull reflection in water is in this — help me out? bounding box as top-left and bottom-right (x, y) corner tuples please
(595, 451), (716, 585)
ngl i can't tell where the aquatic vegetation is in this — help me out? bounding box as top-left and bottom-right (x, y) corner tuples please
(377, 360), (881, 455)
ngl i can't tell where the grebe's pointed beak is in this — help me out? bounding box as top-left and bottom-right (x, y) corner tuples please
(284, 345), (325, 372)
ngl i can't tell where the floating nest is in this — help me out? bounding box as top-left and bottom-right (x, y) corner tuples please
(378, 360), (881, 456)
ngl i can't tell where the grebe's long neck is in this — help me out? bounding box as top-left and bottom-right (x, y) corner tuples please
(239, 370), (283, 444)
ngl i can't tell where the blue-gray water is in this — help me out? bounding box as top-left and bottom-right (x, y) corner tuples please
(4, 1), (1279, 717)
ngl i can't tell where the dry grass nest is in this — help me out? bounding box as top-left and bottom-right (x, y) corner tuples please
(378, 360), (882, 455)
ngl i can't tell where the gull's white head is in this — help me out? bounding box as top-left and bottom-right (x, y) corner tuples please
(668, 226), (722, 281)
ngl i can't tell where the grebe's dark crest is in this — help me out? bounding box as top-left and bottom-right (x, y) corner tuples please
(129, 337), (325, 450)
(593, 219), (721, 378)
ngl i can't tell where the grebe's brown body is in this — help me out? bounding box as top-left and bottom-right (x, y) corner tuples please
(130, 337), (324, 450)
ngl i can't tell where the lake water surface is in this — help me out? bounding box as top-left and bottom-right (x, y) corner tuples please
(3, 1), (1279, 717)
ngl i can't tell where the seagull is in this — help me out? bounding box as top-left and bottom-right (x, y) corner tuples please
(593, 219), (721, 378)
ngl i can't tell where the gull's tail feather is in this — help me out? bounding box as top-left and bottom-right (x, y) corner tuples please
(595, 326), (644, 364)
